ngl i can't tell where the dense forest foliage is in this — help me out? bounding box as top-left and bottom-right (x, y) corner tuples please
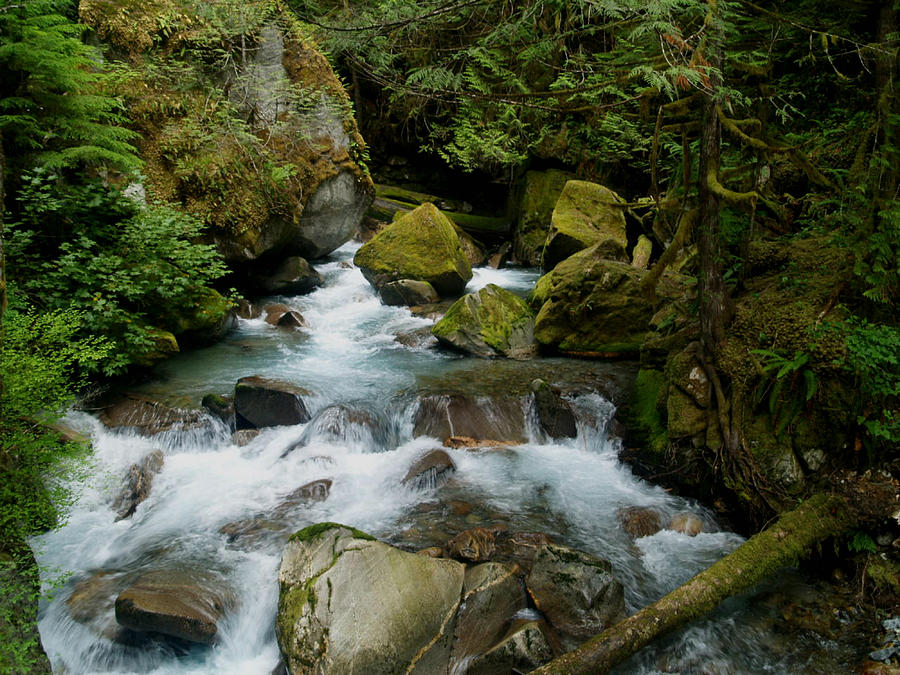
(0, 0), (897, 670)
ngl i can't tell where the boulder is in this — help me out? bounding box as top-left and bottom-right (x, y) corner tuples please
(380, 279), (440, 307)
(532, 379), (577, 439)
(264, 303), (307, 328)
(525, 544), (626, 642)
(667, 513), (705, 536)
(112, 450), (165, 521)
(277, 479), (332, 508)
(253, 256), (322, 295)
(432, 284), (537, 359)
(454, 224), (487, 267)
(235, 298), (262, 319)
(533, 246), (684, 356)
(542, 180), (628, 272)
(233, 376), (311, 430)
(513, 169), (573, 266)
(413, 394), (528, 444)
(97, 393), (205, 436)
(114, 570), (230, 645)
(617, 506), (663, 539)
(488, 242), (512, 270)
(288, 404), (390, 454)
(632, 234), (653, 269)
(353, 203), (473, 296)
(402, 449), (457, 490)
(450, 562), (528, 669)
(467, 619), (555, 674)
(276, 524), (466, 674)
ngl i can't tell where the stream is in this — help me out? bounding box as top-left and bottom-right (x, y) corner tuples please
(33, 242), (863, 674)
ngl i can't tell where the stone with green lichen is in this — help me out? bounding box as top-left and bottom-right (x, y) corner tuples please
(514, 169), (573, 266)
(134, 327), (179, 367)
(533, 246), (681, 356)
(277, 523), (465, 674)
(542, 180), (628, 272)
(354, 203), (473, 296)
(432, 284), (537, 359)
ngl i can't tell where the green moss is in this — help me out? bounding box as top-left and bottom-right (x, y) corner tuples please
(866, 556), (900, 595)
(632, 369), (668, 454)
(432, 284), (534, 357)
(289, 522), (375, 543)
(514, 169), (573, 266)
(528, 272), (553, 309)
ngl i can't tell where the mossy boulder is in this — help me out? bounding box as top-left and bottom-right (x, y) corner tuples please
(354, 202), (473, 296)
(432, 284), (537, 358)
(276, 524), (466, 674)
(514, 169), (573, 266)
(533, 246), (681, 356)
(166, 286), (235, 348)
(81, 0), (374, 266)
(542, 180), (628, 272)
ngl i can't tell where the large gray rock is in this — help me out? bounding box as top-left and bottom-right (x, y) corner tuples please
(276, 524), (466, 674)
(114, 570), (230, 645)
(413, 394), (528, 444)
(431, 284), (537, 359)
(525, 544), (626, 642)
(542, 180), (628, 272)
(234, 376), (311, 430)
(380, 279), (440, 307)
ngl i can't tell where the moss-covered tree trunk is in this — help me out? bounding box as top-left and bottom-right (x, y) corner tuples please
(532, 493), (856, 675)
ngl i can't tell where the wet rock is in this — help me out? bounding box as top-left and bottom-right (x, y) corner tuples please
(497, 532), (556, 573)
(66, 570), (127, 641)
(233, 376), (310, 430)
(395, 327), (438, 349)
(253, 256), (322, 295)
(402, 449), (457, 490)
(288, 404), (389, 454)
(414, 394), (528, 444)
(532, 379), (577, 439)
(525, 543), (626, 642)
(112, 450), (165, 521)
(488, 242), (512, 270)
(380, 279), (440, 306)
(115, 570), (230, 645)
(448, 500), (473, 516)
(667, 513), (705, 536)
(442, 436), (517, 450)
(447, 528), (497, 563)
(450, 562), (527, 669)
(432, 284), (537, 359)
(353, 202), (473, 297)
(542, 180), (628, 272)
(277, 479), (332, 509)
(467, 619), (556, 674)
(276, 523), (465, 674)
(232, 429), (259, 446)
(235, 298), (261, 319)
(201, 393), (234, 428)
(97, 393), (205, 436)
(618, 506), (663, 539)
(264, 303), (307, 328)
(219, 517), (285, 546)
(417, 547), (445, 558)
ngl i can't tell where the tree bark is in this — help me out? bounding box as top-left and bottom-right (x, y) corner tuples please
(531, 492), (856, 675)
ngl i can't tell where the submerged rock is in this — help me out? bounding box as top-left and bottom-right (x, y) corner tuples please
(276, 523), (465, 674)
(264, 304), (307, 328)
(402, 449), (457, 490)
(233, 376), (311, 429)
(667, 513), (705, 536)
(525, 543), (626, 642)
(112, 450), (165, 521)
(542, 180), (628, 272)
(431, 284), (537, 359)
(618, 506), (663, 539)
(114, 570), (230, 645)
(287, 404), (390, 454)
(201, 393), (234, 428)
(447, 527), (497, 563)
(353, 202), (472, 296)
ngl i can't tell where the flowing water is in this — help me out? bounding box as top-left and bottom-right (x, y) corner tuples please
(33, 243), (862, 674)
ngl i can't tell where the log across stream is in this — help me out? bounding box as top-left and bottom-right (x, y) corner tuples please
(33, 243), (869, 673)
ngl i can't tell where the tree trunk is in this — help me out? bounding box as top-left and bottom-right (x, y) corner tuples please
(531, 493), (856, 675)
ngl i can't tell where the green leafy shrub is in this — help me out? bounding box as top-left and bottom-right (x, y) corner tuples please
(9, 172), (229, 374)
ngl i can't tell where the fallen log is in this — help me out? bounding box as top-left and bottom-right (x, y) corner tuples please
(532, 492), (856, 674)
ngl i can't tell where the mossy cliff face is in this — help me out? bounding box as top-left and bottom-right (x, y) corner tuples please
(354, 202), (473, 296)
(542, 180), (628, 272)
(513, 169), (573, 266)
(80, 0), (374, 265)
